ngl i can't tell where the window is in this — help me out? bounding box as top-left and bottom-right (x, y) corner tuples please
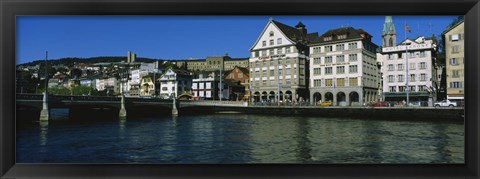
(409, 86), (416, 92)
(325, 67), (333, 74)
(388, 75), (395, 82)
(314, 79), (322, 87)
(349, 65), (358, 73)
(325, 46), (332, 52)
(388, 54), (394, 60)
(399, 86), (406, 92)
(336, 66), (345, 74)
(312, 47), (321, 53)
(450, 34), (461, 41)
(337, 78), (345, 86)
(262, 80), (267, 86)
(269, 31), (274, 37)
(398, 75), (404, 82)
(450, 58), (458, 65)
(348, 42), (357, 49)
(388, 64), (394, 71)
(336, 44), (345, 51)
(397, 64), (404, 71)
(325, 79), (333, 86)
(270, 70), (274, 76)
(313, 58), (321, 64)
(419, 51), (426, 57)
(268, 49), (273, 55)
(410, 74), (416, 82)
(270, 60), (274, 66)
(452, 70), (460, 78)
(336, 55), (345, 63)
(409, 63), (415, 70)
(286, 79), (291, 85)
(419, 85), (428, 92)
(452, 46), (459, 53)
(261, 50), (266, 56)
(349, 54), (357, 61)
(270, 39), (274, 46)
(238, 73), (243, 78)
(324, 36), (332, 41)
(389, 86), (396, 92)
(419, 62), (426, 69)
(313, 68), (321, 75)
(325, 56), (333, 64)
(277, 38), (282, 44)
(286, 68), (291, 75)
(338, 34), (347, 39)
(299, 68), (304, 75)
(262, 70), (267, 76)
(349, 77), (358, 86)
(409, 52), (415, 58)
(286, 47), (291, 53)
(255, 51), (259, 57)
(229, 74), (234, 79)
(451, 82), (462, 88)
(262, 41), (266, 47)
(420, 73), (427, 81)
(397, 52), (403, 59)
(270, 80), (275, 86)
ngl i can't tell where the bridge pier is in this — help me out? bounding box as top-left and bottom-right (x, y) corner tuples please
(39, 92), (49, 121)
(172, 98), (178, 116)
(119, 94), (127, 119)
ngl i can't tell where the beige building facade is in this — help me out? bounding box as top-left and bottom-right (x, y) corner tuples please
(443, 20), (464, 102)
(249, 19), (317, 104)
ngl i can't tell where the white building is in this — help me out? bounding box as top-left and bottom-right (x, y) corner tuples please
(309, 27), (380, 106)
(158, 68), (193, 99)
(191, 71), (228, 100)
(379, 36), (438, 105)
(249, 18), (317, 104)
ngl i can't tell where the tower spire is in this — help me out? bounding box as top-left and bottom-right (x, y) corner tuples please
(382, 16), (397, 47)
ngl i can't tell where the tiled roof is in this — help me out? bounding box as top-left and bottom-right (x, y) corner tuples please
(271, 20), (315, 45)
(235, 66), (250, 75)
(311, 27), (372, 45)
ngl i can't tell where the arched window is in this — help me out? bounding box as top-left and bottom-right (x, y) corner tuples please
(389, 37), (393, 46)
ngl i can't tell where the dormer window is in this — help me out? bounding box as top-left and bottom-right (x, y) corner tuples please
(324, 36), (332, 41)
(337, 34), (347, 39)
(269, 31), (274, 37)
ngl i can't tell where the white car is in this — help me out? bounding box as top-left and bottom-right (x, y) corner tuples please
(434, 100), (457, 107)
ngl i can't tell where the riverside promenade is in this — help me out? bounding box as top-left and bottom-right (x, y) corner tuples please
(179, 102), (464, 121)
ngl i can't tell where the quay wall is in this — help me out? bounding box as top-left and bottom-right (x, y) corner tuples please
(180, 106), (464, 121)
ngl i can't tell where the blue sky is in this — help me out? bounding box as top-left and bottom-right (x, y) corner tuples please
(16, 15), (458, 64)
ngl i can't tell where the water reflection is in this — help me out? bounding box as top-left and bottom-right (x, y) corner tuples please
(39, 121), (48, 146)
(16, 114), (464, 164)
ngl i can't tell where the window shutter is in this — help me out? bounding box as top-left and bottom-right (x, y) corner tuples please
(449, 35), (452, 41)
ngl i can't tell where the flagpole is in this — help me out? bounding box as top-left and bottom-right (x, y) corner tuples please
(405, 22), (410, 106)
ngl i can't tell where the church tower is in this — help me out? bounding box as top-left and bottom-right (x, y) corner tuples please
(382, 16), (396, 47)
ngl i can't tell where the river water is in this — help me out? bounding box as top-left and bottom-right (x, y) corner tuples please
(16, 110), (464, 164)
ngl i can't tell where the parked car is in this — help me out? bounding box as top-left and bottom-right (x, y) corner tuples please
(434, 100), (457, 107)
(369, 101), (388, 107)
(319, 100), (333, 107)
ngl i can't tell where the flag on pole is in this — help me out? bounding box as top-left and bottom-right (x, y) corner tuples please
(405, 23), (411, 33)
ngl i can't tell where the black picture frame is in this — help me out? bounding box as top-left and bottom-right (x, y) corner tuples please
(1, 0), (479, 178)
